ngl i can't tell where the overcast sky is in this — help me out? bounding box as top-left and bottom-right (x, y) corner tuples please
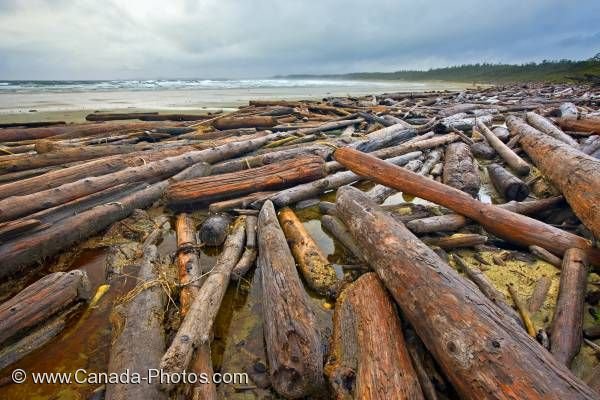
(0, 0), (598, 80)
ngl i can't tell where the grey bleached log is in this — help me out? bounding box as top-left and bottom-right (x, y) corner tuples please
(526, 112), (579, 147)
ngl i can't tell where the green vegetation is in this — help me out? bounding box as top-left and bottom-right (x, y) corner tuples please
(284, 54), (600, 84)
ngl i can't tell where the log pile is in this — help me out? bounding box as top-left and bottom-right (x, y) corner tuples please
(1, 83), (600, 399)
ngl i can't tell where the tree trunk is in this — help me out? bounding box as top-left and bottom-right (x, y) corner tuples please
(321, 215), (365, 263)
(167, 155), (326, 207)
(477, 120), (530, 175)
(406, 197), (563, 234)
(556, 117), (600, 134)
(199, 213), (233, 247)
(335, 185), (599, 400)
(333, 147), (600, 264)
(487, 163), (530, 201)
(0, 270), (90, 345)
(507, 115), (600, 239)
(423, 233), (487, 249)
(0, 163), (211, 278)
(106, 241), (167, 400)
(232, 215), (258, 280)
(325, 272), (424, 399)
(278, 207), (338, 296)
(551, 248), (588, 366)
(528, 276), (552, 313)
(443, 142), (480, 197)
(159, 217), (246, 391)
(213, 116), (276, 130)
(526, 112), (579, 147)
(208, 191), (274, 213)
(176, 213), (203, 317)
(529, 245), (562, 268)
(257, 201), (324, 398)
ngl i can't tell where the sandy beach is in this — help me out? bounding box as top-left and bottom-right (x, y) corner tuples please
(0, 80), (475, 123)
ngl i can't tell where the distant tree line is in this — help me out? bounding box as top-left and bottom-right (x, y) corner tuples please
(284, 54), (600, 83)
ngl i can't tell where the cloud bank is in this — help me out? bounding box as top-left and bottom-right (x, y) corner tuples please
(0, 0), (598, 79)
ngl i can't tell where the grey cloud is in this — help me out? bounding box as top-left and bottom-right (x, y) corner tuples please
(0, 0), (598, 79)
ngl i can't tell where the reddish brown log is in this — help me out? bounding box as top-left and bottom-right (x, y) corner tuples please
(335, 186), (599, 400)
(167, 155), (326, 207)
(0, 270), (90, 345)
(213, 115), (276, 130)
(556, 117), (600, 134)
(325, 272), (424, 399)
(333, 147), (600, 265)
(507, 115), (600, 239)
(551, 248), (588, 366)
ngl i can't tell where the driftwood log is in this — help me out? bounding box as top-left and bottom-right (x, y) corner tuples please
(551, 248), (589, 366)
(258, 201), (324, 398)
(335, 186), (599, 400)
(487, 163), (530, 201)
(325, 272), (424, 399)
(443, 142), (480, 197)
(507, 115), (600, 239)
(333, 147), (600, 264)
(477, 120), (530, 175)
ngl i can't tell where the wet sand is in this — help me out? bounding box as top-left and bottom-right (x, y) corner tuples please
(0, 80), (475, 123)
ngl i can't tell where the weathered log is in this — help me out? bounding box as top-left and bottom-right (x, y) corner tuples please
(452, 254), (521, 324)
(0, 150), (216, 222)
(176, 213), (203, 317)
(507, 284), (537, 336)
(477, 120), (530, 175)
(559, 103), (578, 119)
(528, 276), (552, 313)
(443, 142), (480, 197)
(406, 196), (563, 234)
(366, 158), (423, 203)
(85, 112), (159, 121)
(0, 163), (211, 278)
(278, 207), (338, 296)
(231, 215), (258, 280)
(551, 248), (588, 366)
(263, 152), (421, 209)
(470, 141), (496, 159)
(333, 147), (600, 264)
(0, 270), (90, 345)
(434, 113), (492, 133)
(199, 213), (233, 247)
(580, 136), (600, 155)
(404, 328), (440, 400)
(213, 115), (276, 130)
(0, 120), (66, 129)
(492, 126), (510, 142)
(258, 201), (324, 398)
(335, 186), (599, 400)
(208, 191), (274, 214)
(159, 217), (246, 390)
(167, 155), (326, 207)
(423, 233), (487, 249)
(325, 272), (424, 399)
(507, 115), (600, 239)
(556, 117), (600, 134)
(530, 245), (562, 268)
(526, 112), (579, 147)
(418, 149), (442, 175)
(106, 221), (168, 400)
(321, 215), (364, 262)
(487, 163), (530, 201)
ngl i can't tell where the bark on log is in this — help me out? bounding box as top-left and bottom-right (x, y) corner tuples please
(477, 120), (531, 175)
(231, 215), (258, 280)
(213, 116), (276, 130)
(0, 163), (211, 278)
(487, 163), (530, 201)
(167, 155), (326, 207)
(507, 115), (600, 240)
(258, 201), (324, 398)
(406, 197), (563, 234)
(333, 147), (600, 264)
(176, 213), (203, 317)
(556, 117), (600, 134)
(335, 185), (599, 400)
(0, 270), (90, 345)
(526, 112), (579, 147)
(159, 218), (246, 390)
(443, 142), (480, 197)
(106, 240), (167, 400)
(199, 213), (233, 247)
(278, 207), (338, 296)
(551, 248), (588, 366)
(325, 272), (424, 399)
